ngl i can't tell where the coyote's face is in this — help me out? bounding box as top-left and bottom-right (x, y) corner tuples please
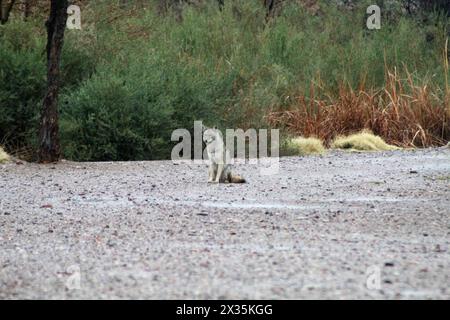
(203, 128), (220, 145)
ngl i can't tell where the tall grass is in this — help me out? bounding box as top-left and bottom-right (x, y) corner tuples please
(267, 65), (449, 147)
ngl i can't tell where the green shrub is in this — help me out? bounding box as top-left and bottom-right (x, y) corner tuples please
(0, 21), (97, 154)
(0, 31), (46, 151)
(60, 49), (236, 160)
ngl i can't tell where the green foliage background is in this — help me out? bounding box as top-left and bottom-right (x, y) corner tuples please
(0, 0), (448, 160)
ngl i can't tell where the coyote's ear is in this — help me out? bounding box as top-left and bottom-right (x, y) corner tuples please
(201, 124), (208, 132)
(213, 125), (217, 130)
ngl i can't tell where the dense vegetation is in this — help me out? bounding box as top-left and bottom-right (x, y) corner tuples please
(0, 0), (448, 161)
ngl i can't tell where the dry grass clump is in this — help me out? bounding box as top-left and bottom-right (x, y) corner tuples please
(267, 67), (449, 148)
(0, 146), (10, 163)
(281, 136), (325, 156)
(331, 130), (399, 152)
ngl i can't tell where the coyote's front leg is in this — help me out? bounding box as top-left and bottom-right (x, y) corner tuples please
(215, 163), (224, 183)
(208, 163), (217, 183)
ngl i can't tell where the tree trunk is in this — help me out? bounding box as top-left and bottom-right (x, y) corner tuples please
(22, 0), (31, 20)
(0, 0), (16, 24)
(263, 0), (285, 21)
(157, 0), (183, 22)
(38, 0), (68, 163)
(263, 0), (275, 21)
(217, 0), (224, 11)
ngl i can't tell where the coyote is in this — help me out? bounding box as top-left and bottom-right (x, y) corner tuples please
(203, 127), (246, 183)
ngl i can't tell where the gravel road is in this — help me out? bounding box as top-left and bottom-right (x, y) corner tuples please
(0, 148), (449, 299)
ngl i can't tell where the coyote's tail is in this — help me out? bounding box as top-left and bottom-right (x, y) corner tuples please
(229, 173), (246, 183)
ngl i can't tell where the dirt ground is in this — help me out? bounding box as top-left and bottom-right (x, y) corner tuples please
(0, 148), (449, 299)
